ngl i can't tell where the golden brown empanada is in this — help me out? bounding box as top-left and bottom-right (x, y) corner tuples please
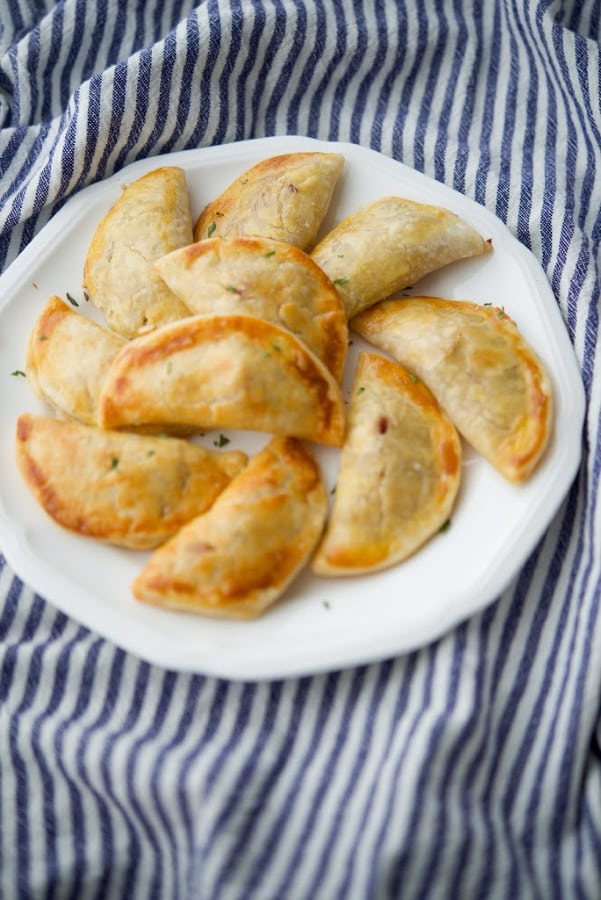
(155, 236), (348, 381)
(352, 296), (553, 482)
(83, 167), (193, 337)
(311, 352), (462, 575)
(98, 313), (346, 446)
(132, 436), (327, 618)
(26, 295), (127, 425)
(15, 413), (247, 549)
(311, 197), (492, 318)
(193, 152), (344, 250)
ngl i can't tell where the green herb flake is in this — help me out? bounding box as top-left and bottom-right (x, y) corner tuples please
(408, 373), (419, 383)
(483, 302), (493, 307)
(271, 343), (281, 352)
(66, 292), (79, 307)
(110, 457), (119, 470)
(356, 386), (366, 394)
(264, 250), (276, 258)
(214, 434), (230, 448)
(83, 291), (90, 302)
(334, 277), (349, 286)
(207, 222), (217, 238)
(439, 519), (452, 533)
(330, 485), (337, 495)
(226, 285), (242, 294)
(37, 335), (48, 341)
(497, 307), (506, 319)
(11, 369), (26, 377)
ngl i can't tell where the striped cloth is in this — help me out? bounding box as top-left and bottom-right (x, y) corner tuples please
(1, 1), (600, 897)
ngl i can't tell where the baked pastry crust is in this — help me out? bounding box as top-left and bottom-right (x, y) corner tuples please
(26, 295), (126, 425)
(312, 352), (462, 575)
(83, 166), (193, 337)
(98, 313), (346, 446)
(352, 296), (553, 482)
(132, 436), (327, 618)
(155, 236), (348, 381)
(311, 197), (491, 318)
(193, 152), (344, 250)
(15, 414), (247, 549)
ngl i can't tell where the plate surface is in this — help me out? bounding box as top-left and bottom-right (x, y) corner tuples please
(0, 136), (585, 680)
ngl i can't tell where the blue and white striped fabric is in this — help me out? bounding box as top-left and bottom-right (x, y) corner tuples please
(1, 1), (600, 897)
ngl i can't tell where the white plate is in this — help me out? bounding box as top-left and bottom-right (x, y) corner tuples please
(0, 136), (585, 680)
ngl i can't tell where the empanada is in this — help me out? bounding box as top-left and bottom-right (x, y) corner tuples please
(312, 352), (462, 575)
(15, 414), (247, 549)
(311, 197), (492, 318)
(193, 152), (344, 250)
(98, 314), (346, 447)
(132, 436), (327, 618)
(155, 236), (348, 381)
(26, 295), (126, 425)
(83, 167), (193, 337)
(352, 296), (553, 482)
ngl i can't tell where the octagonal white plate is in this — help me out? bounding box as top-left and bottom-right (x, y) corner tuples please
(0, 136), (585, 680)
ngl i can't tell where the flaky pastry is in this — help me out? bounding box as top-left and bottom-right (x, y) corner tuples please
(83, 167), (193, 337)
(193, 152), (344, 250)
(98, 313), (346, 446)
(312, 352), (462, 575)
(312, 196), (491, 318)
(352, 296), (553, 482)
(132, 436), (327, 618)
(155, 236), (348, 381)
(15, 414), (247, 549)
(26, 295), (126, 425)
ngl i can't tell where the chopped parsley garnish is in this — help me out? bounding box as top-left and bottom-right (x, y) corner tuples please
(11, 369), (26, 377)
(110, 457), (119, 470)
(439, 519), (452, 533)
(264, 250), (276, 258)
(66, 292), (79, 307)
(334, 277), (349, 286)
(207, 222), (216, 237)
(214, 434), (230, 447)
(356, 386), (365, 394)
(408, 373), (419, 383)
